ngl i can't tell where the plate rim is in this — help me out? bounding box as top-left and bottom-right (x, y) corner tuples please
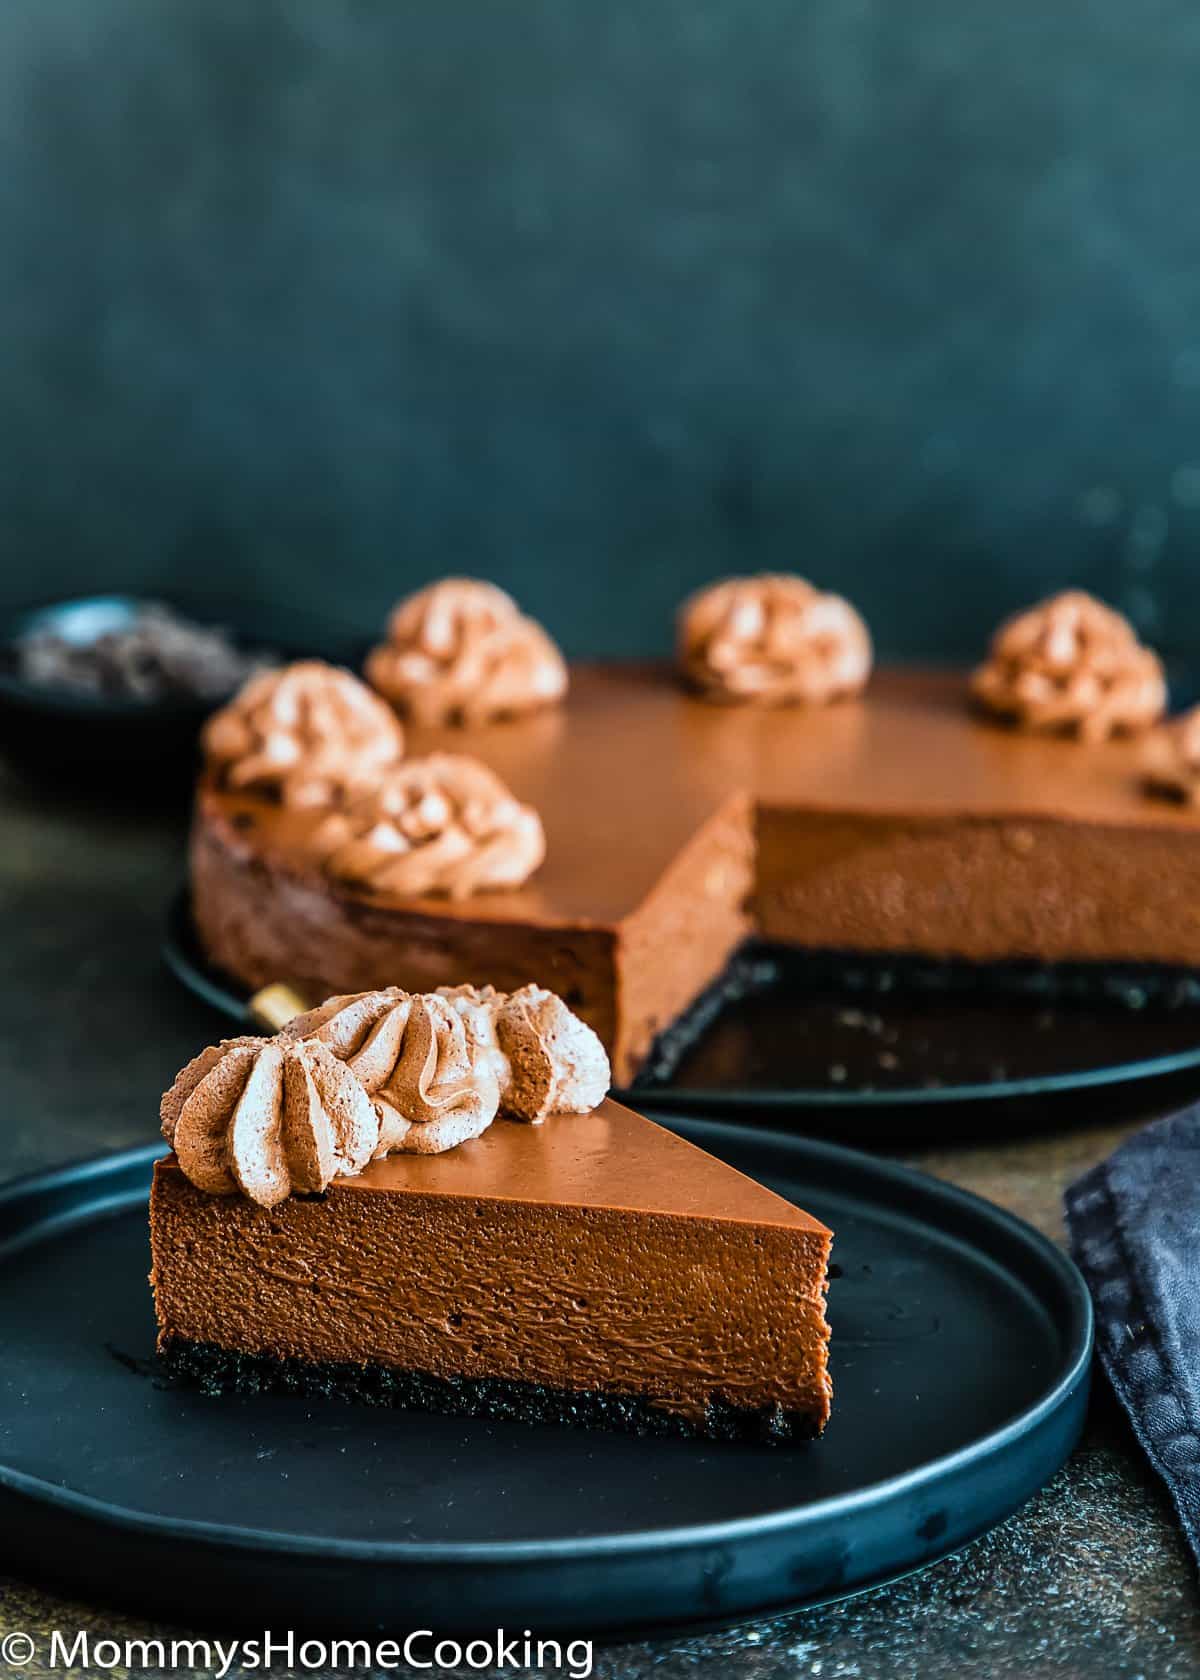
(162, 885), (1200, 1109)
(0, 1127), (1093, 1566)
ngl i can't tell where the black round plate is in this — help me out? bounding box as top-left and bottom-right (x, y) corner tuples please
(0, 1125), (1090, 1637)
(163, 888), (1200, 1119)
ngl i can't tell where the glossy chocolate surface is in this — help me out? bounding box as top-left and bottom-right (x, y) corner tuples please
(425, 662), (1196, 830)
(202, 664), (1200, 927)
(339, 1097), (825, 1225)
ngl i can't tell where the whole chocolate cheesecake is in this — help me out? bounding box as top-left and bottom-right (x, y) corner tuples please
(150, 986), (834, 1442)
(190, 581), (1200, 1083)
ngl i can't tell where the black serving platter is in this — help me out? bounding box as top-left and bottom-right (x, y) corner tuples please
(0, 1125), (1090, 1638)
(0, 593), (365, 784)
(163, 888), (1200, 1122)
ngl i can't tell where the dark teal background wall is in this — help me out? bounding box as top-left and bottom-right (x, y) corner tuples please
(2, 0), (1199, 658)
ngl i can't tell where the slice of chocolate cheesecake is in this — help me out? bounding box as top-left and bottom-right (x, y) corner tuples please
(149, 988), (832, 1443)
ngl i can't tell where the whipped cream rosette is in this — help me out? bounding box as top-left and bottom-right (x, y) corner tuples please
(159, 1035), (380, 1207)
(366, 578), (567, 725)
(163, 982), (612, 1198)
(311, 753), (545, 899)
(287, 982), (610, 1142)
(202, 660), (404, 807)
(282, 988), (501, 1154)
(678, 574), (872, 705)
(972, 591), (1165, 741)
(437, 982), (611, 1122)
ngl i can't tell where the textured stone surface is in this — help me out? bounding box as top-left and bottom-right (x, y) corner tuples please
(0, 759), (1198, 1675)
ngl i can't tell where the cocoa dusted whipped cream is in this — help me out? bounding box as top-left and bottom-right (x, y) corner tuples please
(365, 578), (568, 725)
(678, 574), (873, 705)
(160, 1035), (379, 1207)
(288, 984), (610, 1135)
(202, 660), (405, 807)
(311, 752), (545, 899)
(1144, 708), (1200, 804)
(972, 590), (1166, 741)
(162, 984), (612, 1201)
(437, 982), (611, 1122)
(284, 989), (503, 1154)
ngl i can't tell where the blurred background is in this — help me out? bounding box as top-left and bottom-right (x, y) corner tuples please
(2, 0), (1199, 660)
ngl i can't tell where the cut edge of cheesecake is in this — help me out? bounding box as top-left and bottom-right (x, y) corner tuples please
(150, 1098), (833, 1445)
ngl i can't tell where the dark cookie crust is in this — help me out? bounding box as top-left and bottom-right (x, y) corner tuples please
(159, 1337), (822, 1446)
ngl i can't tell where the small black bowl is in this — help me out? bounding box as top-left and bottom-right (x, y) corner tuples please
(0, 593), (367, 787)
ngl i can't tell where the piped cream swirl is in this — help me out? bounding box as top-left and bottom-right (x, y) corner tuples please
(283, 989), (503, 1153)
(288, 983), (609, 1137)
(159, 1035), (379, 1207)
(163, 985), (611, 1196)
(438, 982), (611, 1122)
(971, 590), (1166, 741)
(202, 660), (405, 806)
(365, 578), (568, 725)
(311, 753), (545, 899)
(678, 574), (872, 705)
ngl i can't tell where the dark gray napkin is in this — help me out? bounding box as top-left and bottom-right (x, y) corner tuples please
(1065, 1106), (1200, 1561)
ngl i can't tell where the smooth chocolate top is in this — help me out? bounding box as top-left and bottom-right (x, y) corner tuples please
(158, 1098), (827, 1232)
(200, 664), (1200, 930)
